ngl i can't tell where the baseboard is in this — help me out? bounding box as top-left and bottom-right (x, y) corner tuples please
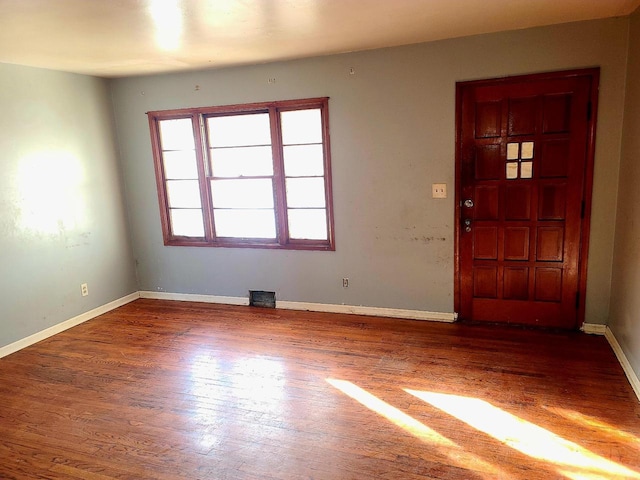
(6, 290), (634, 402)
(138, 291), (456, 323)
(1, 291), (454, 359)
(0, 291), (140, 359)
(604, 327), (640, 402)
(581, 323), (607, 335)
(139, 291), (249, 305)
(277, 300), (456, 323)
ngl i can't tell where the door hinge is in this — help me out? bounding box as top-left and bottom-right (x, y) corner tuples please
(580, 200), (586, 219)
(575, 291), (580, 309)
(587, 101), (592, 121)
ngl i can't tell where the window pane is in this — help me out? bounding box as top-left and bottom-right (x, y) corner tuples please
(170, 209), (204, 237)
(159, 118), (195, 151)
(286, 178), (325, 208)
(507, 142), (519, 160)
(166, 180), (202, 208)
(283, 144), (324, 177)
(163, 150), (198, 179)
(214, 209), (276, 238)
(208, 113), (271, 148)
(211, 179), (274, 208)
(288, 209), (327, 240)
(211, 146), (273, 177)
(281, 109), (322, 145)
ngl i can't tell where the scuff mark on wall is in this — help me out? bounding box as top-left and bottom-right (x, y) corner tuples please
(410, 236), (447, 243)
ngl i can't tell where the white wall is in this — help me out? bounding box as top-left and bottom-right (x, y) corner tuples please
(0, 63), (138, 348)
(110, 17), (628, 322)
(609, 7), (640, 379)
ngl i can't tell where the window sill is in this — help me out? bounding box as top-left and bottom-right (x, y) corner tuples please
(164, 238), (335, 251)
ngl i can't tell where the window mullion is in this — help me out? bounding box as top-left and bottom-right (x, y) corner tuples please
(270, 106), (289, 245)
(193, 114), (215, 242)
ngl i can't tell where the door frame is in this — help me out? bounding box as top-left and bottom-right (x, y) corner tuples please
(454, 68), (600, 328)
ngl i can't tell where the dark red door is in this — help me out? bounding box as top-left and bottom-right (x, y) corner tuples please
(455, 69), (598, 329)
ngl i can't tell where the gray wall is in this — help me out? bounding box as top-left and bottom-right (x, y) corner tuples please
(610, 7), (640, 379)
(0, 63), (137, 348)
(111, 17), (628, 321)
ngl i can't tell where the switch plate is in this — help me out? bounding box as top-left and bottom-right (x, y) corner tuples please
(432, 183), (447, 199)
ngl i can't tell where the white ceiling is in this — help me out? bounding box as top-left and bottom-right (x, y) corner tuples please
(1, 0), (639, 78)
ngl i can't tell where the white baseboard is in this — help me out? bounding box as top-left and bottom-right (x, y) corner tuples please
(605, 327), (640, 402)
(3, 290), (636, 403)
(139, 290), (249, 305)
(277, 300), (456, 323)
(0, 291), (140, 359)
(0, 291), (453, 359)
(581, 323), (607, 335)
(138, 291), (456, 323)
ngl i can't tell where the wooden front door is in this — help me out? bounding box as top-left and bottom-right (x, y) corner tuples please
(455, 69), (599, 329)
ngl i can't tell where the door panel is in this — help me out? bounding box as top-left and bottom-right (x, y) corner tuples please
(503, 267), (528, 300)
(537, 227), (564, 262)
(456, 69), (598, 329)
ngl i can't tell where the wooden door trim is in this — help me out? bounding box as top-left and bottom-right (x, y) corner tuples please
(454, 68), (600, 329)
(577, 69), (600, 326)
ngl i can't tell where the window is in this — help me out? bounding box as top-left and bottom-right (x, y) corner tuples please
(147, 98), (334, 250)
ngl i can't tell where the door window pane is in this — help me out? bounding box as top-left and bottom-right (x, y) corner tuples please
(288, 209), (328, 240)
(170, 209), (204, 237)
(211, 179), (274, 209)
(208, 114), (271, 147)
(167, 180), (202, 208)
(283, 144), (324, 177)
(163, 150), (198, 179)
(214, 209), (276, 238)
(507, 143), (519, 160)
(159, 119), (195, 151)
(281, 109), (322, 145)
(211, 146), (273, 177)
(286, 178), (326, 208)
(506, 162), (518, 179)
(521, 142), (535, 159)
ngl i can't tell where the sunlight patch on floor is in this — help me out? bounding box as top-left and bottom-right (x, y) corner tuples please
(406, 389), (640, 480)
(231, 356), (286, 409)
(545, 406), (640, 447)
(326, 379), (503, 477)
(327, 379), (453, 445)
(189, 352), (224, 450)
(557, 469), (625, 480)
(189, 353), (286, 450)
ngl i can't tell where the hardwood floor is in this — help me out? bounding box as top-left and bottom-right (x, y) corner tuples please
(1, 299), (639, 479)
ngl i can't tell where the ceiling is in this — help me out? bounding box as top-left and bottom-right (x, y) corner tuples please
(1, 0), (639, 78)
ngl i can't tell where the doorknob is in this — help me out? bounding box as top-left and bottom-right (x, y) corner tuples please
(463, 199), (474, 208)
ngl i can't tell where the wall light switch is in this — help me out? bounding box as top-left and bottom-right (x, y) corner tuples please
(432, 183), (447, 199)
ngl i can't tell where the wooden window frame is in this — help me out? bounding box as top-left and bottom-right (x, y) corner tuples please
(147, 97), (335, 251)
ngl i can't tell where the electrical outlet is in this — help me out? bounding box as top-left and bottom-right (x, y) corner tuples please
(342, 278), (349, 288)
(432, 183), (447, 199)
(81, 283), (89, 297)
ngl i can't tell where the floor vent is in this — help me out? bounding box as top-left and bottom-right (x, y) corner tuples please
(249, 290), (276, 308)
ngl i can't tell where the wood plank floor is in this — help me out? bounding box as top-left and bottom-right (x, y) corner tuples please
(1, 299), (639, 479)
